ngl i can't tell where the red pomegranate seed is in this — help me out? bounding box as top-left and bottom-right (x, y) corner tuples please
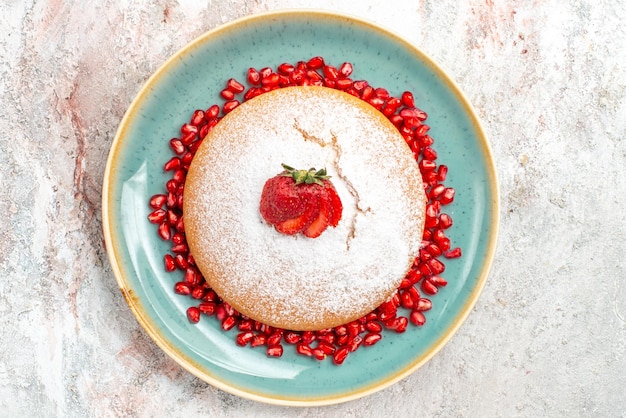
(277, 62), (295, 75)
(312, 348), (327, 360)
(226, 78), (245, 94)
(419, 159), (437, 172)
(385, 316), (408, 333)
(198, 302), (216, 315)
(147, 209), (166, 224)
(174, 282), (191, 295)
(186, 307), (201, 323)
(296, 343), (313, 357)
(317, 341), (336, 355)
(267, 345), (283, 357)
(222, 100), (239, 114)
(440, 187), (455, 204)
(180, 131), (196, 146)
(267, 332), (283, 346)
(365, 321), (383, 333)
(338, 62), (353, 77)
(323, 65), (339, 80)
(347, 335), (363, 352)
(157, 223), (171, 240)
(363, 332), (382, 346)
(421, 279), (439, 295)
(332, 347), (349, 365)
(409, 310), (426, 326)
(401, 91), (415, 107)
(306, 56), (324, 69)
(284, 331), (301, 344)
(189, 109), (205, 126)
(427, 258), (445, 275)
(444, 247), (462, 258)
(163, 254), (176, 272)
(429, 275), (448, 287)
(415, 298), (432, 311)
(439, 213), (453, 229)
(191, 286), (205, 300)
(174, 254), (188, 270)
(236, 331), (255, 346)
(251, 334), (267, 347)
(400, 290), (415, 309)
(247, 68), (261, 85)
(222, 316), (236, 331)
(220, 89), (235, 100)
(184, 268), (200, 286)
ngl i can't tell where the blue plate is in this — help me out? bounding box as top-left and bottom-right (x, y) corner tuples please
(102, 10), (499, 406)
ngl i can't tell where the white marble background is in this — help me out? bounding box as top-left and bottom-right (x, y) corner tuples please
(1, 0), (625, 416)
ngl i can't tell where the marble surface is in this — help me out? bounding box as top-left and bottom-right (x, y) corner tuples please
(1, 0), (624, 416)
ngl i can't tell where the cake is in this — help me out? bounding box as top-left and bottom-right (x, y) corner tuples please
(183, 86), (426, 331)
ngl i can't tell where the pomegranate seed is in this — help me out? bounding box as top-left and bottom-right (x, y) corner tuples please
(444, 247), (462, 258)
(164, 254), (176, 272)
(387, 316), (408, 333)
(410, 310), (426, 326)
(306, 56), (324, 69)
(222, 100), (239, 114)
(221, 316), (236, 331)
(317, 341), (336, 355)
(284, 331), (301, 344)
(427, 258), (445, 275)
(189, 109), (205, 126)
(374, 87), (390, 99)
(363, 332), (382, 346)
(400, 290), (415, 309)
(439, 213), (453, 229)
(198, 302), (216, 315)
(437, 164), (448, 181)
(220, 89), (235, 100)
(415, 298), (432, 311)
(186, 307), (201, 323)
(180, 131), (196, 146)
(312, 348), (327, 361)
(191, 286), (205, 300)
(421, 279), (439, 295)
(169, 138), (185, 155)
(401, 91), (415, 107)
(332, 347), (349, 365)
(296, 343), (313, 357)
(440, 187), (455, 204)
(267, 345), (283, 357)
(323, 65), (339, 80)
(338, 62), (353, 77)
(184, 268), (200, 286)
(147, 209), (166, 224)
(174, 254), (188, 270)
(157, 223), (171, 240)
(251, 334), (267, 347)
(365, 321), (383, 333)
(347, 335), (363, 352)
(247, 67), (261, 85)
(266, 332), (282, 346)
(174, 282), (191, 295)
(419, 159), (437, 172)
(226, 78), (245, 94)
(236, 331), (255, 346)
(277, 62), (295, 75)
(429, 275), (448, 287)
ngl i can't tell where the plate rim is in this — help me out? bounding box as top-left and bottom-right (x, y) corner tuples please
(102, 8), (500, 406)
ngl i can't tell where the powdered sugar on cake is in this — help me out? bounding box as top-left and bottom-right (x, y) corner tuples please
(184, 86), (426, 330)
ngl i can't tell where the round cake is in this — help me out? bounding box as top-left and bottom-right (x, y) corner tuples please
(183, 86), (426, 331)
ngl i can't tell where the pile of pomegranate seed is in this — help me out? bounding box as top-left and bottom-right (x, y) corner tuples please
(147, 57), (461, 365)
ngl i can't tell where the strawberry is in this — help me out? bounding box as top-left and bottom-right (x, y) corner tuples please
(259, 164), (343, 237)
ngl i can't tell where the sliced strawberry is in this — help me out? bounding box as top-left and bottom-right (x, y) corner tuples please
(275, 196), (320, 235)
(303, 192), (331, 238)
(324, 182), (343, 227)
(260, 176), (307, 224)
